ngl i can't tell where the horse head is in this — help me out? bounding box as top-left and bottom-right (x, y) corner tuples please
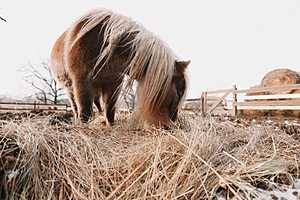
(163, 60), (190, 122)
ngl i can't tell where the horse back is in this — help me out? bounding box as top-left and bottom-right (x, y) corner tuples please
(51, 12), (137, 90)
(66, 18), (133, 82)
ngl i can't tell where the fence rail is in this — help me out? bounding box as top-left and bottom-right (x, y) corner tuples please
(236, 83), (300, 94)
(0, 102), (71, 112)
(200, 83), (300, 116)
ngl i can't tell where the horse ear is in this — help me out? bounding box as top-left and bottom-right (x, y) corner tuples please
(175, 60), (190, 73)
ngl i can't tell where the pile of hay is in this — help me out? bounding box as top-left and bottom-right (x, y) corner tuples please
(0, 113), (299, 199)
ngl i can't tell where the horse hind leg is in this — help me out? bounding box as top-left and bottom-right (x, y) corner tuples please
(102, 85), (121, 126)
(94, 95), (102, 113)
(73, 78), (93, 123)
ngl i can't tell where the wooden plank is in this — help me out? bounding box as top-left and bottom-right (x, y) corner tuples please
(201, 92), (208, 117)
(0, 104), (32, 108)
(0, 107), (37, 111)
(236, 84), (300, 94)
(207, 88), (233, 95)
(201, 92), (205, 116)
(0, 106), (66, 110)
(0, 102), (68, 106)
(232, 85), (238, 116)
(39, 105), (68, 109)
(237, 99), (300, 107)
(204, 92), (208, 114)
(0, 104), (69, 111)
(0, 107), (66, 111)
(186, 98), (201, 102)
(0, 104), (68, 107)
(207, 89), (233, 114)
(241, 93), (300, 100)
(238, 106), (300, 110)
(207, 96), (222, 101)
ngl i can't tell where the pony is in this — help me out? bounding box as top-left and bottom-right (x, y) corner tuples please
(50, 8), (190, 126)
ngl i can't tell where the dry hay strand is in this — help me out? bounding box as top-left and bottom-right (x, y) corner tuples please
(0, 113), (299, 199)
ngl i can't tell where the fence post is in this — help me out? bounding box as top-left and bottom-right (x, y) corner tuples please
(201, 91), (207, 117)
(204, 92), (208, 115)
(232, 85), (237, 117)
(33, 101), (36, 111)
(201, 92), (204, 117)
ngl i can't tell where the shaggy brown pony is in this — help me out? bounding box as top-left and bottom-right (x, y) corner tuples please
(50, 9), (190, 126)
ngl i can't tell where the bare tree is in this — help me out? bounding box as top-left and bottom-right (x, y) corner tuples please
(0, 12), (6, 22)
(22, 62), (65, 104)
(121, 83), (136, 111)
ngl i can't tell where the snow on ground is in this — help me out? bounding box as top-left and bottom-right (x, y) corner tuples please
(216, 179), (300, 200)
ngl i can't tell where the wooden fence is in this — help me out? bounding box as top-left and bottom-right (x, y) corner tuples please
(200, 84), (300, 116)
(2, 84), (300, 115)
(0, 102), (71, 112)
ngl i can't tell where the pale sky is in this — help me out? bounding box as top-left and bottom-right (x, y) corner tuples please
(0, 0), (300, 98)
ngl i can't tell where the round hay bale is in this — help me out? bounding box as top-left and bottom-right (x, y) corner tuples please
(261, 68), (300, 94)
(242, 69), (300, 118)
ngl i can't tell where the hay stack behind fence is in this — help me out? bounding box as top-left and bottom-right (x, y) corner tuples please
(241, 68), (300, 118)
(261, 68), (300, 94)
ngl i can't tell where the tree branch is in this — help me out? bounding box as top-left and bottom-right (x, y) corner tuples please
(22, 62), (65, 104)
(0, 16), (6, 22)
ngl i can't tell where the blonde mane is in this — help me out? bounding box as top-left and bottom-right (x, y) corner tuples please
(69, 8), (177, 113)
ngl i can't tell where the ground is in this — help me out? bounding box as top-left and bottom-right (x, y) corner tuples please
(0, 110), (299, 199)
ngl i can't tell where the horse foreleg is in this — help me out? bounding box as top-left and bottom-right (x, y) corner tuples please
(73, 79), (93, 123)
(68, 90), (78, 121)
(61, 79), (79, 122)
